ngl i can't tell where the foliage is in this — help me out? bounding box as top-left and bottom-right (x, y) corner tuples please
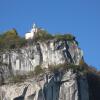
(48, 63), (88, 75)
(0, 28), (76, 49)
(18, 37), (27, 48)
(34, 28), (75, 42)
(48, 63), (68, 72)
(34, 65), (44, 76)
(35, 29), (53, 41)
(10, 74), (27, 83)
(67, 64), (84, 72)
(54, 33), (75, 41)
(47, 61), (99, 76)
(0, 29), (26, 49)
(27, 71), (34, 78)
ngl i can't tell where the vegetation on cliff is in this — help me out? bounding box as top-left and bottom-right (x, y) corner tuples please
(0, 28), (99, 79)
(0, 29), (26, 50)
(35, 28), (76, 41)
(0, 28), (76, 50)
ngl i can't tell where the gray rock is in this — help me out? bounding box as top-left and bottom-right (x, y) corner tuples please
(0, 40), (83, 75)
(0, 70), (89, 100)
(0, 39), (85, 100)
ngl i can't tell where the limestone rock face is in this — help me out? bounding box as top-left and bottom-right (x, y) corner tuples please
(0, 38), (86, 100)
(0, 70), (89, 100)
(0, 39), (83, 74)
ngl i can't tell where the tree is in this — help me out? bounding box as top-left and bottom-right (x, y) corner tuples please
(0, 29), (26, 49)
(35, 29), (53, 41)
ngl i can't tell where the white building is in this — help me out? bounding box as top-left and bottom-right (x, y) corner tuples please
(25, 23), (38, 40)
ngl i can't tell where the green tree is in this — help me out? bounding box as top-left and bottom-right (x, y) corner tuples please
(35, 29), (53, 41)
(0, 29), (26, 49)
(2, 29), (19, 49)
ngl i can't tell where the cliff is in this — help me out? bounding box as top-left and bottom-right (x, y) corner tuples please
(0, 70), (89, 100)
(0, 32), (99, 100)
(0, 38), (83, 83)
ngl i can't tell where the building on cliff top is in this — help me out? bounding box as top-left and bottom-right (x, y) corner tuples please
(25, 23), (38, 40)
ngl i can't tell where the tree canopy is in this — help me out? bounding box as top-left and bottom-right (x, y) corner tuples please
(0, 28), (76, 50)
(0, 29), (26, 50)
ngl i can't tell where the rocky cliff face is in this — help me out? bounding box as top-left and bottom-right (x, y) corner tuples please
(0, 38), (89, 100)
(0, 70), (89, 100)
(0, 39), (83, 81)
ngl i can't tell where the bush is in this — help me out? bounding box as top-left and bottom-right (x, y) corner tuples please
(34, 65), (44, 76)
(48, 63), (86, 73)
(10, 75), (27, 83)
(54, 33), (75, 41)
(48, 63), (83, 73)
(0, 28), (76, 48)
(34, 28), (75, 42)
(68, 64), (81, 70)
(18, 37), (27, 48)
(27, 71), (34, 78)
(35, 29), (53, 41)
(0, 29), (26, 50)
(48, 63), (68, 72)
(49, 63), (85, 73)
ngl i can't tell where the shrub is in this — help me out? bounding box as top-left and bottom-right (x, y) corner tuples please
(0, 29), (27, 50)
(79, 59), (85, 66)
(27, 71), (34, 78)
(10, 74), (27, 83)
(48, 63), (82, 73)
(54, 33), (75, 41)
(34, 28), (75, 42)
(63, 34), (75, 40)
(34, 65), (44, 76)
(35, 29), (53, 41)
(48, 63), (67, 72)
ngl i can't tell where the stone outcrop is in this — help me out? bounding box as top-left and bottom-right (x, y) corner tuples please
(0, 70), (89, 100)
(0, 37), (88, 100)
(0, 39), (83, 82)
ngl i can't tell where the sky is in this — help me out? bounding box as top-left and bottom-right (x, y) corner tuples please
(0, 0), (100, 70)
